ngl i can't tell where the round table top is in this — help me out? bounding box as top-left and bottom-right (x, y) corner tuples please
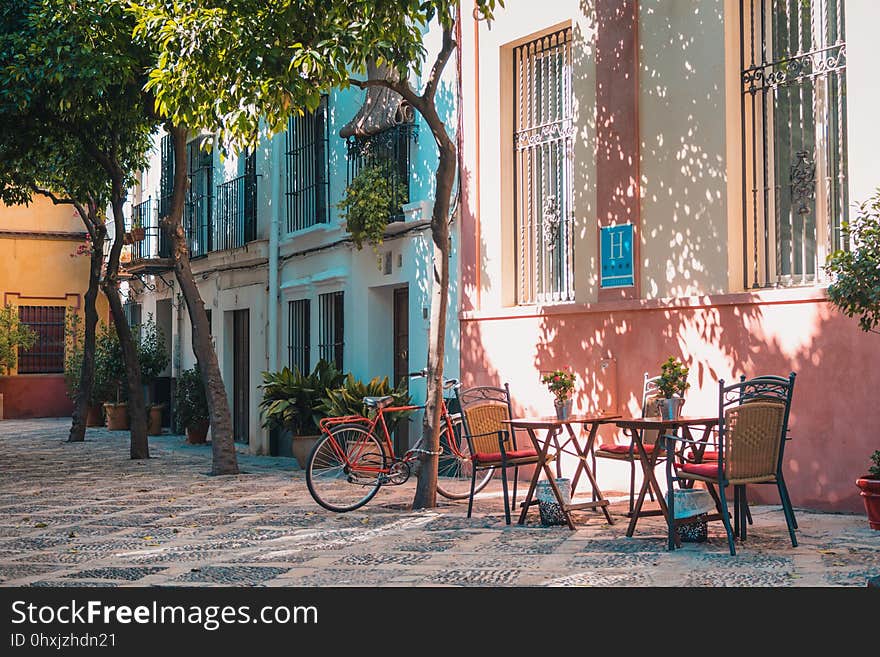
(503, 413), (621, 428)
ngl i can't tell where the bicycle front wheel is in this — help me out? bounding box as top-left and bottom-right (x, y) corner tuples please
(436, 418), (494, 500)
(306, 425), (387, 513)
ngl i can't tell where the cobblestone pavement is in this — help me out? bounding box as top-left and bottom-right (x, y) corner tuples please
(0, 418), (876, 587)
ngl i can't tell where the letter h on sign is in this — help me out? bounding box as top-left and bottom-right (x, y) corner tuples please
(600, 224), (634, 288)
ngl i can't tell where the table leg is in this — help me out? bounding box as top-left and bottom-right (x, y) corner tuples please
(626, 430), (667, 537)
(568, 423), (614, 524)
(517, 427), (552, 526)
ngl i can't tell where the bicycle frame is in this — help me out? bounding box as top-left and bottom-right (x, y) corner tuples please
(317, 397), (462, 476)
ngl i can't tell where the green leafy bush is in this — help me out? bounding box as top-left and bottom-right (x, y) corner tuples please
(541, 369), (576, 403)
(0, 304), (36, 375)
(175, 366), (209, 429)
(338, 161), (406, 252)
(94, 324), (126, 403)
(658, 356), (690, 399)
(138, 314), (169, 383)
(826, 189), (880, 333)
(63, 312), (86, 401)
(319, 374), (413, 433)
(259, 360), (345, 436)
(869, 450), (880, 478)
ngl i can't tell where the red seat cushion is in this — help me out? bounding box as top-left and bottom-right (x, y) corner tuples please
(677, 462), (721, 478)
(687, 449), (719, 461)
(473, 448), (538, 464)
(597, 442), (658, 455)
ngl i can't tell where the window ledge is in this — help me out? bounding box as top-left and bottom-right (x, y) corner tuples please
(460, 286), (830, 321)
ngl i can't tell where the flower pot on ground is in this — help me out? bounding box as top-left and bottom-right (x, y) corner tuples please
(104, 402), (129, 430)
(176, 367), (210, 444)
(542, 369), (576, 420)
(185, 419), (210, 444)
(147, 404), (165, 436)
(856, 450), (880, 531)
(291, 434), (322, 469)
(86, 403), (104, 427)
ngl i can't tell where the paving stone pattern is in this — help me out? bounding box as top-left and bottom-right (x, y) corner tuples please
(0, 418), (876, 587)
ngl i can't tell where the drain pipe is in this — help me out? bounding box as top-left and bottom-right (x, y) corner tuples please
(267, 133), (280, 374)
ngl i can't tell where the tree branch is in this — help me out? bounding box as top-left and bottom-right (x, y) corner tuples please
(423, 26), (456, 102)
(29, 184), (75, 207)
(347, 77), (425, 114)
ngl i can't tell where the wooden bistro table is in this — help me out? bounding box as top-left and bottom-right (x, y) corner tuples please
(504, 413), (620, 530)
(614, 416), (719, 549)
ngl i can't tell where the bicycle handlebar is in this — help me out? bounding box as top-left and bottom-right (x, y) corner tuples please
(408, 369), (460, 390)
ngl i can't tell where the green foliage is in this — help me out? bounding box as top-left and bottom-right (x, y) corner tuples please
(259, 360), (345, 436)
(94, 324), (127, 402)
(175, 366), (209, 429)
(338, 162), (405, 252)
(319, 374), (413, 433)
(826, 189), (880, 334)
(541, 369), (576, 403)
(869, 450), (880, 479)
(658, 357), (690, 399)
(137, 314), (169, 383)
(63, 312), (85, 401)
(0, 305), (37, 375)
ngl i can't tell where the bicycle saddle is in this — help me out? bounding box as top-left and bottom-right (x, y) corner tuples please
(363, 396), (394, 409)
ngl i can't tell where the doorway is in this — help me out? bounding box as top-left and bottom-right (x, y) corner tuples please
(392, 287), (409, 455)
(233, 309), (249, 444)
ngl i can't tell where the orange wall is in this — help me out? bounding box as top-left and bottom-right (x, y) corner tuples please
(461, 289), (878, 513)
(0, 197), (110, 417)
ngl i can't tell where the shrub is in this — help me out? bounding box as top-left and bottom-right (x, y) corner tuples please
(175, 366), (209, 429)
(319, 373), (413, 433)
(337, 161), (406, 252)
(0, 304), (36, 375)
(259, 360), (345, 436)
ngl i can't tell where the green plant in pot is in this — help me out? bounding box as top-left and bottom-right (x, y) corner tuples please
(138, 316), (169, 436)
(176, 366), (209, 444)
(855, 451), (880, 531)
(259, 360), (345, 466)
(94, 323), (129, 430)
(657, 356), (690, 420)
(338, 160), (407, 254)
(62, 313), (104, 426)
(0, 304), (36, 420)
(541, 369), (576, 419)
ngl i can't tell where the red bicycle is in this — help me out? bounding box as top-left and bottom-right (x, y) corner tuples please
(305, 370), (495, 512)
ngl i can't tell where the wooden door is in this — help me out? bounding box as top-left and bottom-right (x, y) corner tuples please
(392, 287), (409, 455)
(233, 309), (249, 444)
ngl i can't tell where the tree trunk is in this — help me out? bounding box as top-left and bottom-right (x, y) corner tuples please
(103, 188), (149, 459)
(68, 217), (105, 443)
(165, 125), (239, 475)
(412, 116), (456, 510)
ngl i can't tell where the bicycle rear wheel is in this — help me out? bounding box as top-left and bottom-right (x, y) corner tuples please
(306, 425), (387, 513)
(436, 418), (494, 500)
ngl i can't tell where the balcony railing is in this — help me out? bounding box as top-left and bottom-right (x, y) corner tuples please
(346, 123), (418, 224)
(215, 173), (257, 251)
(130, 197), (171, 261)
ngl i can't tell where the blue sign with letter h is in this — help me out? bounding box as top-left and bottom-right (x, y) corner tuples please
(600, 224), (634, 288)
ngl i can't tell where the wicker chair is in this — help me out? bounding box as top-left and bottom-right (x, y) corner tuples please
(665, 373), (797, 555)
(593, 373), (681, 515)
(455, 384), (540, 524)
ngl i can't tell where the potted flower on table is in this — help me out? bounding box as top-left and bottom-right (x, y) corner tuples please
(657, 356), (690, 420)
(542, 369), (576, 420)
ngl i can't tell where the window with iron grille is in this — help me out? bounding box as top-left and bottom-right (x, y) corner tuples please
(740, 0), (847, 288)
(185, 136), (214, 257)
(159, 134), (174, 220)
(17, 306), (65, 374)
(513, 27), (575, 305)
(288, 299), (310, 375)
(317, 292), (343, 371)
(346, 121), (417, 224)
(216, 149), (258, 251)
(286, 96), (329, 232)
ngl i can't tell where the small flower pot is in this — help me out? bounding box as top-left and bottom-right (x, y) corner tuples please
(130, 227), (146, 242)
(147, 404), (165, 436)
(103, 402), (129, 431)
(185, 420), (210, 444)
(86, 403), (104, 427)
(554, 398), (573, 420)
(658, 397), (685, 420)
(856, 475), (880, 531)
(292, 434), (321, 469)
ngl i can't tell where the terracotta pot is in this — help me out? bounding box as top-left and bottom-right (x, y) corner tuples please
(186, 420), (210, 444)
(103, 402), (129, 431)
(856, 475), (880, 531)
(291, 434), (321, 469)
(86, 403), (104, 427)
(130, 226), (146, 242)
(148, 404), (164, 436)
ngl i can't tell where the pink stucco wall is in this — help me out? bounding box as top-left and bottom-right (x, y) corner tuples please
(461, 289), (878, 513)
